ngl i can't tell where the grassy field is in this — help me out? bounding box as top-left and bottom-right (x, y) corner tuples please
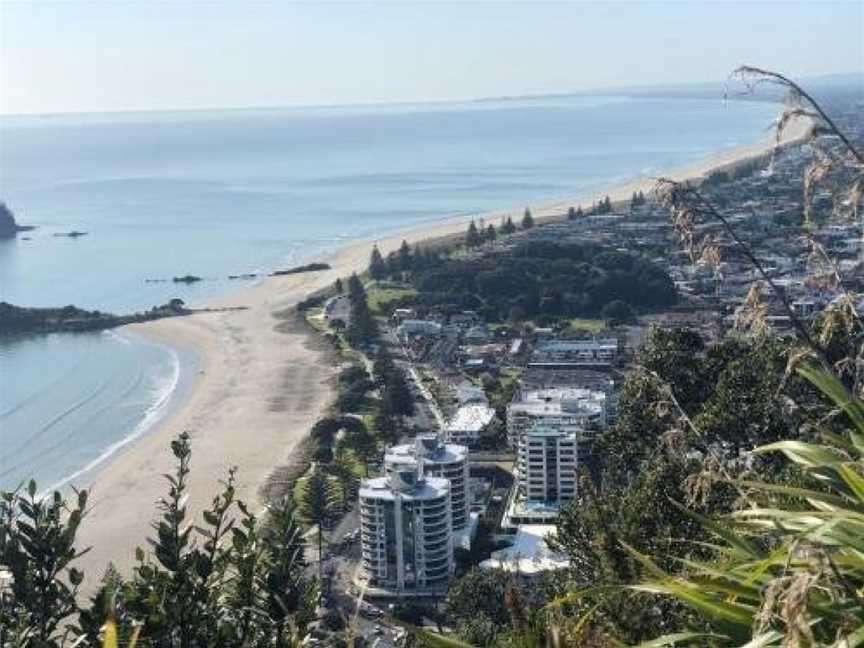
(365, 286), (418, 316)
(568, 317), (607, 334)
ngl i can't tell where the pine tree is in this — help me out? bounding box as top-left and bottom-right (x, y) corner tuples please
(631, 191), (639, 209)
(521, 207), (534, 229)
(328, 445), (359, 510)
(567, 206), (577, 220)
(334, 277), (343, 294)
(500, 216), (517, 235)
(368, 245), (387, 281)
(466, 220), (482, 248)
(347, 273), (365, 304)
(260, 497), (310, 642)
(485, 223), (497, 242)
(382, 367), (415, 418)
(576, 205), (584, 218)
(398, 240), (412, 272)
(345, 423), (378, 477)
(298, 467), (339, 581)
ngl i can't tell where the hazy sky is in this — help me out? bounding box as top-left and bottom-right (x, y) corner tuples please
(1, 1), (862, 115)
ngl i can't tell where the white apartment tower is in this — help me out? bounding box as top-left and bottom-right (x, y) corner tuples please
(359, 465), (454, 594)
(384, 434), (470, 529)
(516, 427), (579, 507)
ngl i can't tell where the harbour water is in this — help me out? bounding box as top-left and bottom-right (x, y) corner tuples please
(0, 93), (780, 490)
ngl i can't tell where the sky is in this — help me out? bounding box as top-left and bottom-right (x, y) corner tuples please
(1, 1), (862, 115)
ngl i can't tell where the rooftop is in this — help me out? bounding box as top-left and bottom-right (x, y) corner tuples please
(480, 525), (568, 575)
(444, 404), (496, 432)
(359, 473), (451, 501)
(509, 387), (606, 418)
(386, 435), (468, 466)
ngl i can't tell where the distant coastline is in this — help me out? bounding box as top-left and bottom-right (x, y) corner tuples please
(72, 111), (813, 594)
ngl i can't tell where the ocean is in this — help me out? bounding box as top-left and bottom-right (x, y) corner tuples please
(0, 93), (780, 491)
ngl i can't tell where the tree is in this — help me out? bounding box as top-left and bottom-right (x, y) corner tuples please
(0, 435), (317, 646)
(343, 422), (378, 476)
(521, 207), (535, 229)
(465, 220), (482, 248)
(334, 277), (344, 294)
(368, 245), (387, 281)
(576, 205), (584, 218)
(627, 366), (864, 647)
(345, 279), (378, 347)
(601, 299), (634, 324)
(445, 568), (527, 644)
(327, 445), (359, 509)
(259, 496), (311, 643)
(398, 239), (413, 273)
(500, 216), (517, 235)
(485, 223), (497, 242)
(347, 273), (365, 303)
(0, 480), (87, 644)
(297, 467), (339, 582)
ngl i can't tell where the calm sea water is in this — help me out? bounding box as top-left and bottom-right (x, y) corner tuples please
(0, 94), (780, 490)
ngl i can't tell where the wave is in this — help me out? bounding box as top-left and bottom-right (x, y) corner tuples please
(104, 329), (133, 346)
(0, 379), (112, 466)
(0, 352), (89, 421)
(39, 341), (183, 496)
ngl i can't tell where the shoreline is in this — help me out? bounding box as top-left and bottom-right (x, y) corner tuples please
(73, 115), (811, 592)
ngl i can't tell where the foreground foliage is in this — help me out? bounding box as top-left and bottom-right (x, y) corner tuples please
(0, 433), (315, 647)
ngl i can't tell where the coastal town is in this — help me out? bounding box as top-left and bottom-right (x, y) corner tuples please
(280, 88), (864, 646)
(2, 46), (862, 647)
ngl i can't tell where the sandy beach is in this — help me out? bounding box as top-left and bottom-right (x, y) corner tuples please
(74, 115), (811, 592)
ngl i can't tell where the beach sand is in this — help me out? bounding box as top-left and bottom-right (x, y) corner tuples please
(74, 115), (811, 592)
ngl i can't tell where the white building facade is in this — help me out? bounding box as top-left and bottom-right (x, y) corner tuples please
(385, 435), (470, 529)
(516, 427), (579, 507)
(359, 467), (454, 595)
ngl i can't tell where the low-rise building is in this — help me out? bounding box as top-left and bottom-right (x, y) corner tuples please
(397, 319), (443, 339)
(479, 524), (568, 584)
(359, 467), (454, 595)
(443, 404), (497, 447)
(529, 338), (618, 369)
(506, 386), (607, 447)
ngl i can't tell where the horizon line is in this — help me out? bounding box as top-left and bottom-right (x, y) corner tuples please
(1, 70), (860, 120)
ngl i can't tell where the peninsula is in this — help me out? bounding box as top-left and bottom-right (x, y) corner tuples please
(0, 202), (35, 238)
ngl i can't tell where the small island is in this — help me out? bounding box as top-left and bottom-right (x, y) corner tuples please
(270, 262), (331, 276)
(53, 230), (89, 238)
(0, 202), (35, 238)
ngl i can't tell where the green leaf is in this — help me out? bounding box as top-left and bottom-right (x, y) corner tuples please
(630, 580), (755, 626)
(669, 500), (762, 559)
(753, 440), (848, 468)
(631, 632), (726, 647)
(796, 364), (864, 449)
(735, 478), (864, 512)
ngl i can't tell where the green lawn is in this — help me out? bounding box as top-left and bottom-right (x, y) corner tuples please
(365, 286), (418, 316)
(568, 317), (607, 334)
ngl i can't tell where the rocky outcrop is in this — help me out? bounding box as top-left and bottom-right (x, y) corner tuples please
(270, 262), (331, 276)
(0, 202), (35, 238)
(0, 300), (188, 335)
